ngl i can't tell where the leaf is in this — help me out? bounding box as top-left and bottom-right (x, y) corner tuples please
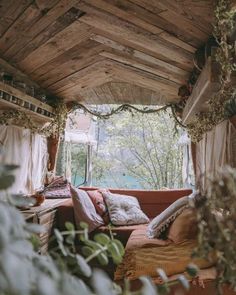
(65, 222), (75, 231)
(0, 175), (15, 190)
(80, 222), (89, 229)
(81, 246), (94, 257)
(185, 263), (199, 278)
(76, 254), (92, 277)
(92, 269), (116, 295)
(94, 233), (110, 245)
(97, 252), (109, 266)
(65, 234), (75, 245)
(54, 229), (63, 242)
(108, 242), (122, 264)
(3, 164), (19, 172)
(157, 268), (168, 283)
(178, 275), (190, 290)
(139, 276), (157, 295)
(112, 239), (125, 256)
(24, 223), (44, 234)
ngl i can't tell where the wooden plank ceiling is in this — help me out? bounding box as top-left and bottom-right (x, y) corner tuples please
(0, 0), (214, 105)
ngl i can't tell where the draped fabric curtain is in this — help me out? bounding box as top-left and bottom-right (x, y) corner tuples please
(195, 120), (235, 194)
(0, 125), (48, 195)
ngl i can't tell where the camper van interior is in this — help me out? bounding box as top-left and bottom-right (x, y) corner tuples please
(0, 0), (236, 294)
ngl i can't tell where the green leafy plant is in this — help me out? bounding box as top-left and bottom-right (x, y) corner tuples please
(195, 166), (236, 294)
(225, 91), (236, 118)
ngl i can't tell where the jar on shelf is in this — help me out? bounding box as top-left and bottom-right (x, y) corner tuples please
(2, 73), (13, 85)
(14, 81), (26, 93)
(1, 73), (13, 101)
(24, 101), (30, 109)
(30, 104), (36, 112)
(35, 89), (46, 102)
(26, 86), (35, 97)
(3, 92), (12, 101)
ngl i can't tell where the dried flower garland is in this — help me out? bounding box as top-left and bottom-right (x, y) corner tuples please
(70, 102), (186, 128)
(187, 0), (236, 142)
(0, 102), (68, 138)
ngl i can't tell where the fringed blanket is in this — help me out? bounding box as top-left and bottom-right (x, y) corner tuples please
(115, 239), (215, 281)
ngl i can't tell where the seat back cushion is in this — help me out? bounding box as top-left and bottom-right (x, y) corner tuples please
(103, 191), (149, 226)
(168, 208), (198, 243)
(70, 185), (104, 232)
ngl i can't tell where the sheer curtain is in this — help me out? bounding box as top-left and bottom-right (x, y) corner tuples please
(0, 125), (48, 194)
(195, 120), (235, 193)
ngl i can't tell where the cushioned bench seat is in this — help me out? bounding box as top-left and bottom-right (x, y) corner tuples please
(94, 223), (149, 245)
(125, 226), (171, 251)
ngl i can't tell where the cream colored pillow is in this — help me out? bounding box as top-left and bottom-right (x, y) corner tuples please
(102, 191), (149, 226)
(168, 208), (198, 243)
(146, 195), (189, 239)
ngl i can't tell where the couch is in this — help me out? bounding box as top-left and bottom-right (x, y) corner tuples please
(55, 187), (235, 294)
(56, 187), (192, 245)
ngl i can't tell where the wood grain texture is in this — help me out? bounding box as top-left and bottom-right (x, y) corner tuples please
(6, 2), (82, 62)
(78, 3), (193, 70)
(182, 58), (221, 124)
(0, 0), (214, 105)
(77, 82), (166, 105)
(18, 21), (92, 73)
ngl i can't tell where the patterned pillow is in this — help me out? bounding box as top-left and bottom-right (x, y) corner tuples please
(70, 186), (104, 232)
(146, 195), (190, 239)
(102, 191), (149, 226)
(43, 182), (71, 198)
(87, 190), (110, 224)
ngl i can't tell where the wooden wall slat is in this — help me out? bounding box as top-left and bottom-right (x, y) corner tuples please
(6, 1), (81, 61)
(39, 42), (105, 87)
(0, 0), (60, 54)
(81, 0), (196, 53)
(77, 4), (194, 70)
(100, 50), (188, 85)
(0, 0), (32, 37)
(18, 21), (92, 73)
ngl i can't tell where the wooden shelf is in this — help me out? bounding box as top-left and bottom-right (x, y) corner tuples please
(182, 57), (221, 124)
(0, 81), (54, 123)
(182, 57), (236, 125)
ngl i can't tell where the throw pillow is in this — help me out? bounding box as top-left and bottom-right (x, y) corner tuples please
(168, 208), (198, 243)
(87, 190), (110, 224)
(43, 182), (71, 198)
(102, 191), (149, 226)
(70, 185), (104, 232)
(146, 195), (190, 239)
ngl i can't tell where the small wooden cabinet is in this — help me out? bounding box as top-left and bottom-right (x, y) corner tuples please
(21, 199), (67, 254)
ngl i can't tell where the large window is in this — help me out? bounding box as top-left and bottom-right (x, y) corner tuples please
(57, 107), (194, 189)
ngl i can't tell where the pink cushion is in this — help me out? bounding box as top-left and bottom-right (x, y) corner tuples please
(70, 185), (104, 232)
(87, 190), (110, 224)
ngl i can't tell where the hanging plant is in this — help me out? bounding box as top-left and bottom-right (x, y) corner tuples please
(186, 0), (236, 142)
(0, 101), (68, 138)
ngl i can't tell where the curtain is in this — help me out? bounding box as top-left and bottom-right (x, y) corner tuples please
(195, 120), (234, 194)
(0, 125), (48, 195)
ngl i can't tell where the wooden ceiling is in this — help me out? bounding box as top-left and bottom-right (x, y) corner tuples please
(0, 0), (214, 105)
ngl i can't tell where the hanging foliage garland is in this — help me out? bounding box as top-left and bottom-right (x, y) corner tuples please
(186, 0), (236, 142)
(0, 102), (68, 138)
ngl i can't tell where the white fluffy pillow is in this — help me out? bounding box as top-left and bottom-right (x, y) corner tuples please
(102, 191), (149, 226)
